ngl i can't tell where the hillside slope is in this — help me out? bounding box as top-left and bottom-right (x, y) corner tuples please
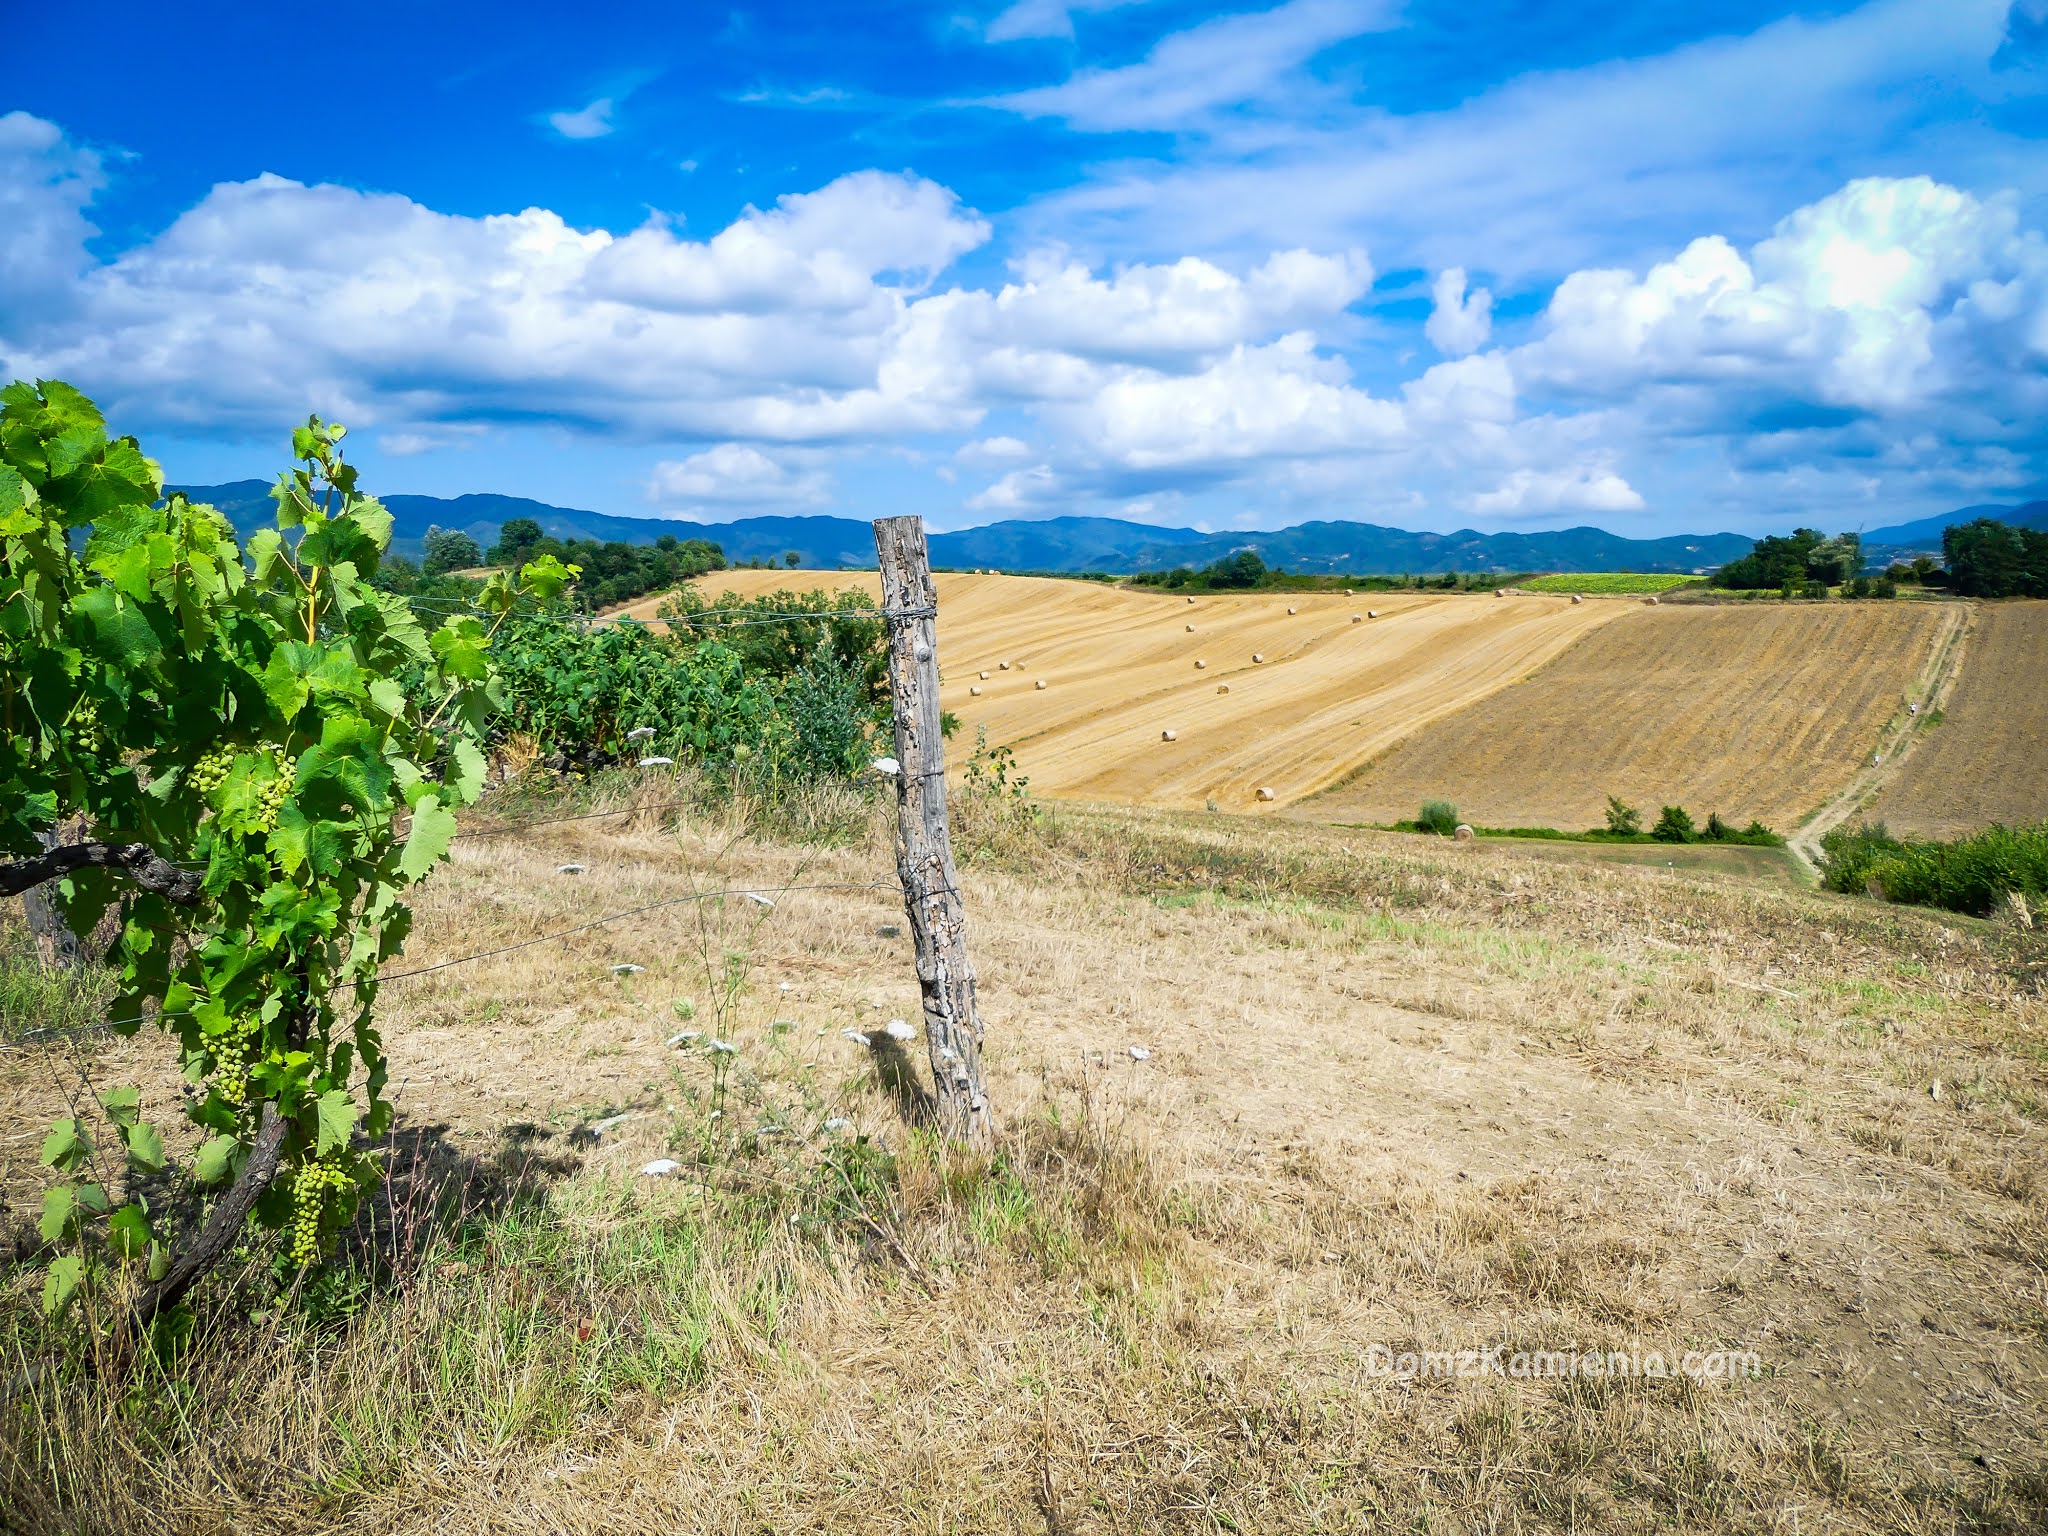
(1868, 600), (2048, 837)
(1305, 602), (1949, 831)
(652, 573), (1627, 809)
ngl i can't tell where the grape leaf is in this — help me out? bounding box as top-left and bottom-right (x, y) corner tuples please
(191, 1136), (237, 1186)
(315, 1089), (358, 1156)
(42, 1255), (83, 1318)
(398, 793), (457, 882)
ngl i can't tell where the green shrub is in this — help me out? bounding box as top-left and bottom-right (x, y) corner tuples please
(1418, 799), (1460, 836)
(1650, 805), (1697, 843)
(1820, 821), (2048, 916)
(1604, 795), (1642, 835)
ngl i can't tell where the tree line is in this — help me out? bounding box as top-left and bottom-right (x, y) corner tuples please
(1708, 515), (2046, 600)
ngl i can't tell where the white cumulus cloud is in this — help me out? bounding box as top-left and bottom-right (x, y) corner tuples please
(1425, 267), (1493, 357)
(647, 443), (830, 507)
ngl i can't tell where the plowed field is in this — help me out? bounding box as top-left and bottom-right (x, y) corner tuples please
(621, 574), (1624, 810)
(1868, 601), (2048, 837)
(1306, 602), (1950, 830)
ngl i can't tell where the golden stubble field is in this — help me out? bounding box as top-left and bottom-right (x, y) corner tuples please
(1871, 601), (2048, 838)
(1312, 601), (1959, 832)
(625, 575), (2038, 840)
(629, 572), (1629, 810)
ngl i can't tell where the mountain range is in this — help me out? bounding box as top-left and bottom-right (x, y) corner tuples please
(170, 480), (2048, 577)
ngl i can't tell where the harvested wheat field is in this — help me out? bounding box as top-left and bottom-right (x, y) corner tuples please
(8, 783), (2045, 1533)
(1309, 601), (1956, 832)
(1869, 601), (2048, 838)
(624, 573), (1628, 810)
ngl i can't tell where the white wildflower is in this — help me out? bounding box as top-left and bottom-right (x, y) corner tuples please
(824, 1117), (852, 1133)
(666, 1031), (701, 1047)
(707, 1039), (737, 1055)
(626, 726), (657, 742)
(884, 1018), (916, 1042)
(611, 963), (645, 976)
(871, 756), (900, 776)
(640, 1158), (680, 1178)
(556, 863), (586, 874)
(841, 1028), (872, 1046)
(638, 755), (675, 767)
(746, 892), (776, 908)
(1129, 1046), (1151, 1061)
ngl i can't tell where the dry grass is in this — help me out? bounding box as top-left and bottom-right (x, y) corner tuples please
(1872, 601), (2048, 839)
(4, 777), (2047, 1533)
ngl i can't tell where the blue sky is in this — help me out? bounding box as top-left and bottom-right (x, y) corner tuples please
(3, 0), (2044, 535)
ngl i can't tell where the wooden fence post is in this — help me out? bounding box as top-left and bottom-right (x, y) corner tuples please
(873, 515), (995, 1150)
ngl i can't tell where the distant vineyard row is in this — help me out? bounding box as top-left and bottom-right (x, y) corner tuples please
(1520, 572), (1699, 594)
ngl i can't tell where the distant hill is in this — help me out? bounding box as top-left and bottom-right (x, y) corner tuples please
(1862, 500), (2048, 561)
(168, 480), (2039, 578)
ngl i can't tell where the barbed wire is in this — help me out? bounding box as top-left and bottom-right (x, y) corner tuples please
(5, 877), (897, 1045)
(396, 596), (890, 629)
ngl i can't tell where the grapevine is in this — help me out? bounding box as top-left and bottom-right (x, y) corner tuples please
(0, 378), (579, 1327)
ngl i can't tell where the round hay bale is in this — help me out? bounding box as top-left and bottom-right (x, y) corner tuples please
(979, 670), (989, 679)
(1344, 588), (1354, 595)
(1034, 679), (1048, 690)
(999, 661), (1011, 670)
(1571, 594), (1583, 604)
(1187, 596), (1196, 604)
(1454, 823), (1475, 842)
(1495, 588), (1506, 597)
(1216, 683), (1230, 694)
(1185, 623), (1195, 632)
(1351, 613), (1362, 623)
(1643, 595), (1660, 606)
(1287, 606), (1298, 614)
(1252, 652), (1264, 663)
(1161, 729), (1178, 742)
(1194, 659), (1207, 669)
(1256, 786), (1276, 802)
(1367, 609), (1378, 619)
(969, 685), (982, 696)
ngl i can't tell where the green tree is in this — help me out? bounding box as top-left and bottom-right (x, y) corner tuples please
(1604, 795), (1642, 835)
(1806, 533), (1863, 586)
(1206, 550), (1267, 588)
(421, 524), (482, 576)
(1418, 799), (1459, 836)
(1944, 517), (2048, 598)
(1714, 528), (1824, 589)
(1651, 805), (1698, 843)
(785, 550), (801, 569)
(488, 515), (546, 565)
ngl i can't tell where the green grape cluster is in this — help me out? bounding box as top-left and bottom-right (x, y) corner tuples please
(187, 743), (237, 796)
(210, 1013), (262, 1107)
(255, 743), (296, 831)
(289, 1157), (352, 1266)
(71, 697), (102, 748)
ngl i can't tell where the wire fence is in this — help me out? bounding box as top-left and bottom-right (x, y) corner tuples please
(8, 875), (898, 1045)
(6, 595), (919, 1047)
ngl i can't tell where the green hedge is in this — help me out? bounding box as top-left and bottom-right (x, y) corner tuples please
(1819, 822), (2048, 916)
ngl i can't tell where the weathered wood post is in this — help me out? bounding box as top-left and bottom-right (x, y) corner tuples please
(873, 515), (995, 1150)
